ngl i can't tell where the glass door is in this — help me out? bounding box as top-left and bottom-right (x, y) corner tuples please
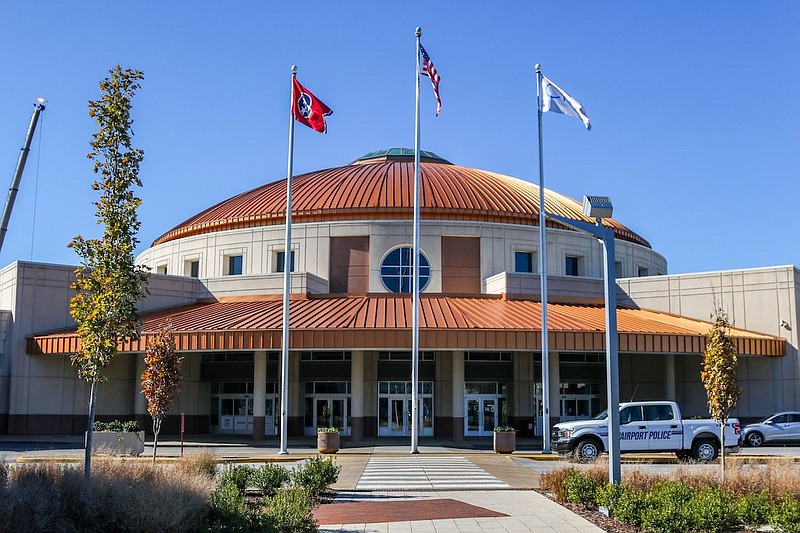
(313, 397), (350, 436)
(377, 382), (434, 437)
(464, 395), (497, 436)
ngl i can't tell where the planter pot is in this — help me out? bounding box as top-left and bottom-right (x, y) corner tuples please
(493, 431), (516, 454)
(88, 431), (145, 456)
(317, 432), (340, 454)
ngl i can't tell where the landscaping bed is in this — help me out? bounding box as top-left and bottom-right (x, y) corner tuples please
(539, 459), (800, 532)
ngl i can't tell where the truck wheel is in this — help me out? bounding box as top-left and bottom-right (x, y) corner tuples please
(746, 432), (764, 447)
(691, 439), (719, 462)
(575, 439), (601, 463)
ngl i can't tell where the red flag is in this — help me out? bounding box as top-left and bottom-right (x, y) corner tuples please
(292, 77), (332, 133)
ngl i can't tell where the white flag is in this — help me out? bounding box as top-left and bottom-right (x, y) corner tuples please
(541, 75), (591, 131)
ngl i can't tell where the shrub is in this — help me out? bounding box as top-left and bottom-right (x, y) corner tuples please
(93, 420), (142, 432)
(640, 481), (695, 533)
(266, 486), (317, 533)
(290, 455), (340, 501)
(251, 463), (290, 497)
(687, 487), (737, 533)
(0, 460), (212, 532)
(734, 489), (773, 530)
(219, 464), (255, 492)
(595, 482), (627, 516)
(770, 493), (800, 533)
(612, 486), (650, 528)
(564, 469), (598, 507)
(176, 450), (218, 479)
(539, 466), (577, 502)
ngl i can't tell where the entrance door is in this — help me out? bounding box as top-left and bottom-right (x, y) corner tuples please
(465, 395), (497, 436)
(378, 395), (433, 437)
(233, 398), (253, 435)
(314, 397), (349, 436)
(264, 396), (277, 436)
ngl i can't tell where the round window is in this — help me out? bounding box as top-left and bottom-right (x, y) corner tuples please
(380, 246), (431, 293)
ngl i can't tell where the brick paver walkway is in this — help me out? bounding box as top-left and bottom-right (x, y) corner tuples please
(313, 498), (507, 525)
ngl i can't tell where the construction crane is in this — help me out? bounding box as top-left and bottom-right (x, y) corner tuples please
(0, 98), (46, 254)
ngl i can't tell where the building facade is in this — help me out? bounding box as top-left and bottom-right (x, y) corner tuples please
(2, 150), (794, 438)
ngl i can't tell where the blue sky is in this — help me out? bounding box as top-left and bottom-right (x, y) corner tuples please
(0, 1), (797, 275)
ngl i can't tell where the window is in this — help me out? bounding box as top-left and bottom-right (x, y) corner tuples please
(380, 246), (430, 293)
(515, 251), (534, 273)
(620, 406), (643, 424)
(615, 261), (623, 278)
(638, 266), (649, 277)
(565, 256), (579, 276)
(185, 260), (200, 278)
(156, 264), (167, 275)
(644, 404), (674, 421)
(276, 250), (295, 273)
(227, 255), (243, 276)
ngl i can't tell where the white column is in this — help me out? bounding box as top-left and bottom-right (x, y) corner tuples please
(351, 351), (364, 440)
(135, 355), (147, 416)
(548, 351), (560, 423)
(452, 351), (465, 440)
(253, 351), (267, 440)
(665, 354), (676, 401)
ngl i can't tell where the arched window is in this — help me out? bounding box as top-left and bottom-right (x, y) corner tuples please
(380, 246), (431, 293)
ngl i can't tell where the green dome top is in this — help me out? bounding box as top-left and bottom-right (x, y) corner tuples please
(352, 148), (452, 165)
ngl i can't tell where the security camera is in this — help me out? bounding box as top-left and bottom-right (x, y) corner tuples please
(780, 320), (791, 331)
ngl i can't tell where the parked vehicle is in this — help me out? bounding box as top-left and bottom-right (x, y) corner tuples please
(550, 401), (741, 462)
(743, 411), (800, 447)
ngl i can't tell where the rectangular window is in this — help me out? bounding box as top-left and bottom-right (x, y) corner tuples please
(638, 266), (649, 277)
(565, 256), (579, 276)
(615, 261), (623, 278)
(156, 265), (168, 275)
(276, 251), (295, 273)
(227, 255), (243, 276)
(190, 260), (200, 278)
(515, 251), (534, 273)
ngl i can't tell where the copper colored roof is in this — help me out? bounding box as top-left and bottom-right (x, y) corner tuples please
(152, 153), (650, 248)
(27, 295), (784, 357)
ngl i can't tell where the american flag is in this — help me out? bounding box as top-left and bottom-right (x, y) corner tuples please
(419, 44), (441, 116)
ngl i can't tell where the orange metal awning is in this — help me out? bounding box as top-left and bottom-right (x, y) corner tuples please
(26, 295), (785, 357)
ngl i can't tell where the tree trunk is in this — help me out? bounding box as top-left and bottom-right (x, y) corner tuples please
(84, 379), (98, 484)
(152, 417), (162, 465)
(719, 420), (726, 483)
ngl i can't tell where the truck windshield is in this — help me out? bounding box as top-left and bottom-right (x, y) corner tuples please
(593, 410), (608, 420)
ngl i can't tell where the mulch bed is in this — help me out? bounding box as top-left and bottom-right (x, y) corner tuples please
(313, 498), (507, 525)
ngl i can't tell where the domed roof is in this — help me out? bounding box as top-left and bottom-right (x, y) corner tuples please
(152, 149), (650, 248)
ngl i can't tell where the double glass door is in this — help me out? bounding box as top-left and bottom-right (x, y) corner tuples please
(378, 395), (433, 437)
(465, 395), (497, 436)
(215, 396), (278, 435)
(313, 397), (350, 436)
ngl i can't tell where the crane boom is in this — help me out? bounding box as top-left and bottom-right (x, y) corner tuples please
(0, 100), (46, 254)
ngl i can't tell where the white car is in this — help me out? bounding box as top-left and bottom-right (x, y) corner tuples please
(743, 412), (800, 447)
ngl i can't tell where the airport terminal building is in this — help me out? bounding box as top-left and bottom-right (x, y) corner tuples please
(1, 149), (796, 439)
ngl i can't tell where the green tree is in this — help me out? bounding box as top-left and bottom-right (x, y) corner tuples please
(69, 65), (149, 482)
(701, 308), (741, 480)
(141, 323), (183, 464)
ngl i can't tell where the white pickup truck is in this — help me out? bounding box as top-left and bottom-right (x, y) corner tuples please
(550, 401), (741, 462)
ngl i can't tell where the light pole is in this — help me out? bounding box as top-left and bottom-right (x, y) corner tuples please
(548, 195), (621, 484)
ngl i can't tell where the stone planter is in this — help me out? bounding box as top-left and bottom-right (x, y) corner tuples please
(317, 431), (340, 454)
(493, 430), (516, 454)
(89, 431), (145, 456)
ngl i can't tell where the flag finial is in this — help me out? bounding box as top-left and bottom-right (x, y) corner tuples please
(415, 27), (422, 37)
(291, 65), (297, 74)
(535, 64), (541, 72)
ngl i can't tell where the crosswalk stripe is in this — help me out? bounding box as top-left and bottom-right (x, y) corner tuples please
(355, 456), (511, 490)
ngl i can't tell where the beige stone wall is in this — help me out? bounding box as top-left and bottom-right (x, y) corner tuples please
(618, 266), (800, 417)
(136, 220), (668, 295)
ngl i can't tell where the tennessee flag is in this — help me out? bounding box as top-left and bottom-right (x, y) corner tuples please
(292, 77), (332, 133)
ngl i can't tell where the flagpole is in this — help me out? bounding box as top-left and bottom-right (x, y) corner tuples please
(410, 26), (422, 455)
(536, 64), (552, 454)
(279, 65), (297, 455)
